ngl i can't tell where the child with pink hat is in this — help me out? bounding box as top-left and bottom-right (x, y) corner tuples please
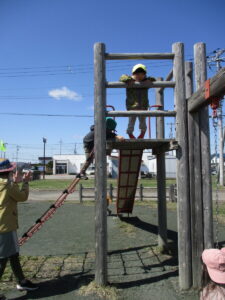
(201, 248), (225, 299)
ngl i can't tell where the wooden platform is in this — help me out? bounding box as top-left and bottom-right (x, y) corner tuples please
(107, 139), (178, 154)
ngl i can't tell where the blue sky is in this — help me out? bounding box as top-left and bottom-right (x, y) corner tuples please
(0, 0), (224, 162)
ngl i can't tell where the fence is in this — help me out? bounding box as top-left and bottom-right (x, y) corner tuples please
(78, 183), (177, 203)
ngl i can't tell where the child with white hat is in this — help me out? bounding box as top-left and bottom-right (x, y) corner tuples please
(120, 64), (156, 139)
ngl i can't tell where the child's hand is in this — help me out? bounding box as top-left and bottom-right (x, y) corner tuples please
(116, 135), (125, 141)
(13, 171), (22, 183)
(23, 171), (32, 182)
(126, 79), (135, 86)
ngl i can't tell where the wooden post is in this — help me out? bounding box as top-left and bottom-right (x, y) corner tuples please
(94, 42), (107, 286)
(172, 43), (192, 290)
(186, 61), (199, 288)
(194, 43), (213, 250)
(139, 184), (143, 201)
(155, 77), (167, 251)
(187, 59), (204, 288)
(79, 183), (83, 203)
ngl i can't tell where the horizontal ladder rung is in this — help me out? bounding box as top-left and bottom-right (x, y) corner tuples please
(106, 81), (175, 88)
(107, 110), (176, 117)
(105, 53), (175, 60)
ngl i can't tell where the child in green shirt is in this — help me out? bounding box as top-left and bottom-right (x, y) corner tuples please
(120, 64), (155, 139)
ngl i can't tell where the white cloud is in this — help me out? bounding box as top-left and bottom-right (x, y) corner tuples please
(48, 86), (82, 101)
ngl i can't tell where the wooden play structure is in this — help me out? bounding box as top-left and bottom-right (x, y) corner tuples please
(94, 42), (225, 290)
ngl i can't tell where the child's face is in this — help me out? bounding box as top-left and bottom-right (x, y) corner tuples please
(132, 72), (146, 82)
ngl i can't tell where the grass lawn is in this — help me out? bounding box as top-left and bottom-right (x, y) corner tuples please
(29, 175), (225, 190)
(29, 178), (177, 190)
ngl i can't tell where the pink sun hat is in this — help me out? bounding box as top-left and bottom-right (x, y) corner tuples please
(0, 158), (16, 173)
(202, 248), (225, 284)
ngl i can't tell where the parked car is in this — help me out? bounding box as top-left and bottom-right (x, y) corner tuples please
(86, 166), (95, 176)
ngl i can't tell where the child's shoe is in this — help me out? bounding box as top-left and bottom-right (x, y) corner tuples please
(128, 133), (136, 139)
(138, 131), (146, 139)
(16, 279), (39, 291)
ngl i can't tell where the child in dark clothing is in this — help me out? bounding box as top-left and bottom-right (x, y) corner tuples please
(120, 64), (156, 139)
(82, 118), (124, 179)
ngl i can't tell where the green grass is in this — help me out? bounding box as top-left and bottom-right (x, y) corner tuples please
(29, 176), (225, 190)
(29, 178), (177, 190)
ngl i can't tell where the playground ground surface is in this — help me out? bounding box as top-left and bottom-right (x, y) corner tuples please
(2, 201), (225, 300)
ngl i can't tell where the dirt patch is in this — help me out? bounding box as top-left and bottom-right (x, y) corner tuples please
(79, 281), (120, 300)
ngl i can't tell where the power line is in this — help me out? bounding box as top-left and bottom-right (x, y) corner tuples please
(0, 112), (93, 117)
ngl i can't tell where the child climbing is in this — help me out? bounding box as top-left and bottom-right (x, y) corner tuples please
(200, 248), (225, 299)
(82, 117), (124, 179)
(120, 64), (156, 139)
(0, 159), (38, 297)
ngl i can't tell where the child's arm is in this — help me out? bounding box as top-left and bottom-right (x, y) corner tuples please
(9, 182), (29, 202)
(9, 171), (31, 202)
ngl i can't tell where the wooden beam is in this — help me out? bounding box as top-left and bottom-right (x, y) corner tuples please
(152, 140), (179, 154)
(105, 53), (175, 60)
(106, 139), (178, 151)
(188, 67), (225, 112)
(158, 69), (173, 93)
(107, 110), (176, 117)
(156, 77), (168, 252)
(94, 42), (108, 286)
(106, 81), (175, 88)
(173, 42), (192, 290)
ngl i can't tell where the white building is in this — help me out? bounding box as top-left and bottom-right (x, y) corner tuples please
(53, 154), (112, 175)
(53, 151), (177, 178)
(144, 152), (177, 178)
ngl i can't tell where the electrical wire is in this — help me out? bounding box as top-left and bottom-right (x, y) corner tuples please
(0, 112), (93, 117)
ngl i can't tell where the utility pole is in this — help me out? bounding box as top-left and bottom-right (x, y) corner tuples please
(208, 49), (225, 185)
(74, 143), (77, 154)
(43, 137), (47, 180)
(16, 145), (20, 170)
(59, 139), (62, 155)
(3, 143), (8, 159)
(167, 122), (175, 139)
